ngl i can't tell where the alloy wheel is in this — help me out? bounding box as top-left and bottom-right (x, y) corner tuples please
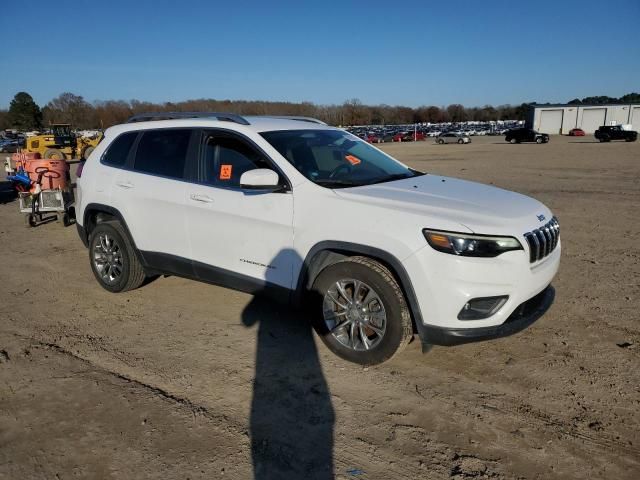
(322, 279), (387, 351)
(92, 233), (124, 285)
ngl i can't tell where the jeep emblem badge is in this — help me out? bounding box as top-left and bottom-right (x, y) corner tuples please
(537, 214), (546, 222)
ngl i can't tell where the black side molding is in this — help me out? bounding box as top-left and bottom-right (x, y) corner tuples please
(76, 222), (88, 248)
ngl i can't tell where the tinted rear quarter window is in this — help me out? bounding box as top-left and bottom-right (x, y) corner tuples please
(102, 131), (137, 167)
(134, 129), (191, 179)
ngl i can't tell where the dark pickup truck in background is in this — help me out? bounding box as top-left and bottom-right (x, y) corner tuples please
(594, 125), (637, 142)
(505, 128), (549, 144)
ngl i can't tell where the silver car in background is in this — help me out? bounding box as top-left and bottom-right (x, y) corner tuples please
(437, 133), (471, 144)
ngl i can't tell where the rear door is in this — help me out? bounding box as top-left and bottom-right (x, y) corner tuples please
(525, 129), (535, 141)
(111, 128), (195, 275)
(185, 129), (295, 291)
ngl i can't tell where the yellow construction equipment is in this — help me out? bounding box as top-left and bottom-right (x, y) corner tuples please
(25, 124), (102, 160)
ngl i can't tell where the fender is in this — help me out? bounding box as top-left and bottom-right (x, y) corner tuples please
(80, 203), (147, 266)
(296, 240), (429, 343)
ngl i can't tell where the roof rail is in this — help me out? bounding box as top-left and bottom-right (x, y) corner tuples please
(126, 111), (250, 125)
(261, 116), (327, 125)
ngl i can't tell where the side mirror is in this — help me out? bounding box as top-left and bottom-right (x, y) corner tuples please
(239, 168), (281, 190)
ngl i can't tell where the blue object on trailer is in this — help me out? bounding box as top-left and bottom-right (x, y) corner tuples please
(6, 170), (31, 188)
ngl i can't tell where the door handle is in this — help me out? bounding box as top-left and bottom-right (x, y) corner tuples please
(190, 194), (214, 203)
(116, 181), (134, 189)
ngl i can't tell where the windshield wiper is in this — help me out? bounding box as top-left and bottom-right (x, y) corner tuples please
(366, 172), (422, 186)
(314, 179), (360, 189)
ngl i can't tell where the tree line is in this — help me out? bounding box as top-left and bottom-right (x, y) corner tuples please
(1, 91), (638, 131)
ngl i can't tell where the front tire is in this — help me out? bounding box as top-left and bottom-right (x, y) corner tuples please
(88, 221), (146, 292)
(457, 138), (464, 144)
(536, 137), (543, 144)
(438, 139), (445, 144)
(310, 256), (413, 365)
(509, 138), (517, 144)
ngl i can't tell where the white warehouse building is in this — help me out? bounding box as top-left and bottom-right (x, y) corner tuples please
(527, 103), (640, 134)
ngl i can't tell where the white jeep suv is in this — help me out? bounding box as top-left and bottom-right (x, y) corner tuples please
(76, 112), (560, 365)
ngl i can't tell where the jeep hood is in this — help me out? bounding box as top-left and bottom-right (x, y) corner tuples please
(334, 174), (552, 235)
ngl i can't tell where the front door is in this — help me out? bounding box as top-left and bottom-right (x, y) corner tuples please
(185, 130), (295, 292)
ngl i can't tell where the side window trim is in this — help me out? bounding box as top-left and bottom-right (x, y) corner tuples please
(195, 128), (291, 192)
(124, 132), (142, 170)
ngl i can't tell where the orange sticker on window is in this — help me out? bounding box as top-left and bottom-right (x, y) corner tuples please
(220, 164), (232, 180)
(345, 155), (361, 165)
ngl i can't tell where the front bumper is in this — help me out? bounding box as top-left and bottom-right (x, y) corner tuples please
(421, 285), (554, 346)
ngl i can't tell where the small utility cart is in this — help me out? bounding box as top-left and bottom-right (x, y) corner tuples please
(6, 154), (78, 228)
(19, 187), (74, 227)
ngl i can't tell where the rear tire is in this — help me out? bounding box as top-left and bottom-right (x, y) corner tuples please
(83, 146), (95, 159)
(310, 256), (413, 365)
(509, 138), (517, 144)
(438, 139), (445, 144)
(88, 220), (146, 293)
(25, 213), (36, 228)
(58, 212), (71, 227)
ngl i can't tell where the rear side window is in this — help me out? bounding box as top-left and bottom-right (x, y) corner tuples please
(133, 129), (191, 179)
(102, 131), (137, 167)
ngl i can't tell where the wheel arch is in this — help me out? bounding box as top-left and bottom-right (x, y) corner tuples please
(295, 241), (426, 337)
(81, 204), (143, 263)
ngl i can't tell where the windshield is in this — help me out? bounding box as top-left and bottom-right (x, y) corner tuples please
(260, 129), (422, 188)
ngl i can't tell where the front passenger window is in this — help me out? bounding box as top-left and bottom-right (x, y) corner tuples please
(203, 136), (274, 188)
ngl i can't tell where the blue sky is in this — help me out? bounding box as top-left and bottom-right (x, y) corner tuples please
(1, 0), (638, 109)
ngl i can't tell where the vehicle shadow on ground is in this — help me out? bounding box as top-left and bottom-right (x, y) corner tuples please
(242, 249), (335, 480)
(0, 181), (17, 204)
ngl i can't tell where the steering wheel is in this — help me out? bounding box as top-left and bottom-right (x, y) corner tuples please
(328, 163), (352, 179)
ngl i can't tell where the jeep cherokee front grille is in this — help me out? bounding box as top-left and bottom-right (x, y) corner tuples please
(524, 217), (560, 263)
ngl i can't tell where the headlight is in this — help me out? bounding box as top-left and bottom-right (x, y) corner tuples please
(423, 229), (523, 257)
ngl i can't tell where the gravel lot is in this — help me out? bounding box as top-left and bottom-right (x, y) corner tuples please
(1, 135), (638, 479)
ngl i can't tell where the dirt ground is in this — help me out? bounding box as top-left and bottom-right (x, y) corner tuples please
(1, 135), (638, 479)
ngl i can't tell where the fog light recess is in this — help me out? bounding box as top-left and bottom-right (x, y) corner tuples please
(458, 295), (509, 320)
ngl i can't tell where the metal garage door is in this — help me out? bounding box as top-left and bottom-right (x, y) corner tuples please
(538, 109), (563, 134)
(630, 107), (640, 131)
(581, 108), (606, 134)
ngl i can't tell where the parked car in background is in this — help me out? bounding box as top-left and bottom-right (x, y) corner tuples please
(0, 139), (21, 153)
(505, 128), (549, 144)
(393, 131), (426, 142)
(568, 128), (585, 136)
(370, 131), (395, 143)
(594, 125), (637, 142)
(392, 132), (409, 142)
(437, 133), (470, 144)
